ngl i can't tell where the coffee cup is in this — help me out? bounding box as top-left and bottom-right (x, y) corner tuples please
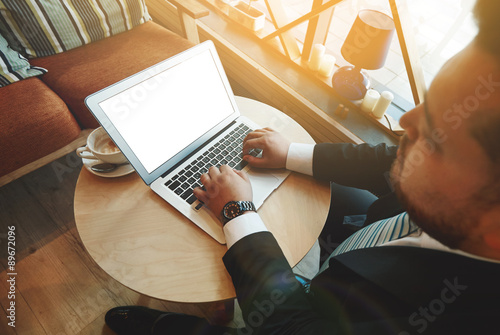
(76, 127), (127, 164)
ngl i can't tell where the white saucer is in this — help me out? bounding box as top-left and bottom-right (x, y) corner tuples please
(82, 158), (135, 178)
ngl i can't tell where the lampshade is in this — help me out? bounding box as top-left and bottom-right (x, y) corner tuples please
(332, 10), (395, 100)
(341, 10), (395, 70)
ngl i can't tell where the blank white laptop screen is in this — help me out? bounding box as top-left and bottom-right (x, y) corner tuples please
(98, 49), (234, 173)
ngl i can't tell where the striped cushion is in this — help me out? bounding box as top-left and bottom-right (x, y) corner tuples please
(0, 33), (46, 86)
(0, 0), (150, 58)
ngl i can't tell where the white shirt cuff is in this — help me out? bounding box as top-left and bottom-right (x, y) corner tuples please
(223, 212), (268, 249)
(285, 143), (315, 176)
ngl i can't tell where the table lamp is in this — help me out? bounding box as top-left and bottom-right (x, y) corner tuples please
(332, 9), (395, 100)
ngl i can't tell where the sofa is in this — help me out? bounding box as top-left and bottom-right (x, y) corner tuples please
(0, 0), (208, 186)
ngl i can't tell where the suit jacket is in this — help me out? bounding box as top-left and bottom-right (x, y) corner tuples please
(223, 143), (500, 334)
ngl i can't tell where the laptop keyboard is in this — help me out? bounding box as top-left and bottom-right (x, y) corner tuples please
(164, 124), (261, 206)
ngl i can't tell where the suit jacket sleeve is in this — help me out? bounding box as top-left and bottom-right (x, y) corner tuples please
(223, 232), (341, 334)
(313, 143), (398, 196)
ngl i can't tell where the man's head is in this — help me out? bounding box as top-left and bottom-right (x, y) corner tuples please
(391, 0), (500, 258)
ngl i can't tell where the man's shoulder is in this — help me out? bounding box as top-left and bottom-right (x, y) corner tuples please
(315, 246), (499, 333)
(333, 245), (499, 283)
(327, 246), (499, 306)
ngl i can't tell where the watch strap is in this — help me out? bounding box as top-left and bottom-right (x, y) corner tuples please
(221, 201), (256, 224)
(239, 201), (256, 213)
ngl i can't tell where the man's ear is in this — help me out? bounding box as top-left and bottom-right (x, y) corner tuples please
(484, 232), (500, 250)
(482, 206), (500, 251)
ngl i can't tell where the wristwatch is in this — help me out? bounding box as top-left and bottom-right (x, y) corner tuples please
(221, 201), (256, 224)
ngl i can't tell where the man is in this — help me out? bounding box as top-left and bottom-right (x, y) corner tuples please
(105, 0), (500, 333)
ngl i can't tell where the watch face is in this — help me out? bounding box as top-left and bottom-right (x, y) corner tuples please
(224, 202), (241, 219)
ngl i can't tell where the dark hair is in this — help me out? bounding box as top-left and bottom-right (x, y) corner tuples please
(468, 113), (500, 209)
(471, 0), (500, 202)
(474, 0), (500, 58)
(469, 111), (500, 174)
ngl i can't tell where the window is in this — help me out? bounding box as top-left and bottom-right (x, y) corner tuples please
(194, 0), (478, 142)
(242, 0), (478, 105)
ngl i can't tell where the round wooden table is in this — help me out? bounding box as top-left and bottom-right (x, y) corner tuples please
(74, 97), (330, 303)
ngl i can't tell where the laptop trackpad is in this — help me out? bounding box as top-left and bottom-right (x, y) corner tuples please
(247, 169), (281, 208)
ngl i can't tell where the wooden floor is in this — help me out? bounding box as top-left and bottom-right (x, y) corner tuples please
(0, 153), (229, 335)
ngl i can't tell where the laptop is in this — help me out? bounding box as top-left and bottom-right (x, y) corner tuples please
(85, 40), (290, 244)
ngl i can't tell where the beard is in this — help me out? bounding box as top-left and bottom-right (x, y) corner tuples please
(390, 136), (471, 250)
(392, 180), (469, 249)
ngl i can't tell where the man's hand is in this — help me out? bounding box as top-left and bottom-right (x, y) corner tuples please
(193, 165), (252, 221)
(242, 128), (291, 169)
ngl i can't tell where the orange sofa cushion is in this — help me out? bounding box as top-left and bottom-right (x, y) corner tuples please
(0, 78), (81, 177)
(31, 21), (194, 129)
